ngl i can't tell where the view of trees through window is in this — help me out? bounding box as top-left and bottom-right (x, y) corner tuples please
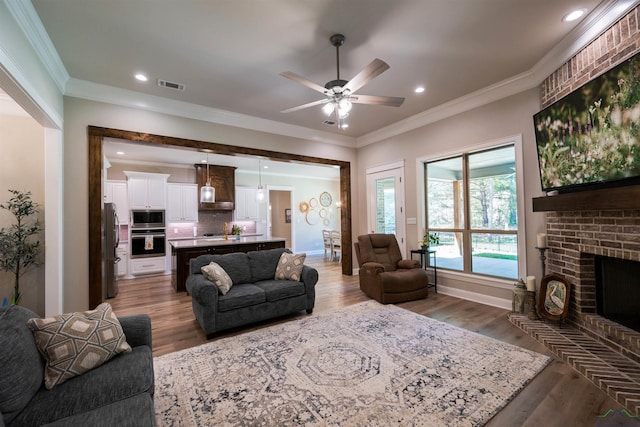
(425, 145), (518, 279)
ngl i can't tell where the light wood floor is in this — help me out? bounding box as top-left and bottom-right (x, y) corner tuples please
(109, 256), (624, 427)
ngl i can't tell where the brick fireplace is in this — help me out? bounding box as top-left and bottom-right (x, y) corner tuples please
(545, 209), (640, 363)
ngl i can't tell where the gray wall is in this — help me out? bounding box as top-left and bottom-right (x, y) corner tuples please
(356, 89), (546, 305)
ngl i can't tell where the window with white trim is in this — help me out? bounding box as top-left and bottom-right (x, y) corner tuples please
(424, 144), (518, 279)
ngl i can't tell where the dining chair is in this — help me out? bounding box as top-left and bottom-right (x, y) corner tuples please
(330, 229), (341, 261)
(322, 229), (332, 259)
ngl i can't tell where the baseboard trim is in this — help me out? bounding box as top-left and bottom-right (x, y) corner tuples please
(437, 285), (512, 311)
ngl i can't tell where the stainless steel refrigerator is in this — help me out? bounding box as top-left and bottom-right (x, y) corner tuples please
(104, 203), (121, 298)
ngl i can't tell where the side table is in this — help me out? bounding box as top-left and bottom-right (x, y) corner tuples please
(410, 248), (437, 293)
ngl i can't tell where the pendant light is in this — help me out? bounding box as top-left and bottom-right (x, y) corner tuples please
(200, 153), (215, 203)
(257, 159), (264, 201)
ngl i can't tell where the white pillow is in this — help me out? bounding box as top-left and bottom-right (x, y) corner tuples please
(201, 262), (233, 295)
(275, 252), (306, 281)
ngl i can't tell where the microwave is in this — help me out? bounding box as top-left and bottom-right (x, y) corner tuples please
(131, 209), (165, 229)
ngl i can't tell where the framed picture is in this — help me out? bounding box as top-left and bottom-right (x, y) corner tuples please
(537, 274), (571, 324)
(284, 208), (291, 223)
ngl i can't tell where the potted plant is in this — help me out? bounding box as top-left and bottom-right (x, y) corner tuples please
(231, 225), (242, 240)
(0, 190), (42, 305)
(419, 232), (440, 250)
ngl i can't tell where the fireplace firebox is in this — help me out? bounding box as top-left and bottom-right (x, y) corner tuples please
(595, 255), (640, 334)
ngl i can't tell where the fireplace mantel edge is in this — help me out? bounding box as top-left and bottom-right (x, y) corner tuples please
(532, 185), (640, 212)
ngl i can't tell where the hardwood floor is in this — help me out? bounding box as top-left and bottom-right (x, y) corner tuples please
(108, 255), (624, 426)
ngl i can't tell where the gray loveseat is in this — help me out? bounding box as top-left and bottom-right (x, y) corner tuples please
(0, 305), (155, 427)
(186, 247), (318, 338)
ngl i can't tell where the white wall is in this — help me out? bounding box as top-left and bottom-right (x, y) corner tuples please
(63, 96), (356, 311)
(0, 113), (45, 313)
(356, 89), (546, 304)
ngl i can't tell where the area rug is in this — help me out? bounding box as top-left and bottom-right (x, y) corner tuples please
(153, 301), (550, 426)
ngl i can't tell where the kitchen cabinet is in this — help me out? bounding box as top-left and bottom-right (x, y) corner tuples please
(125, 171), (169, 209)
(194, 164), (236, 210)
(234, 187), (259, 220)
(170, 237), (286, 292)
(105, 180), (129, 224)
(130, 257), (165, 275)
(167, 183), (198, 222)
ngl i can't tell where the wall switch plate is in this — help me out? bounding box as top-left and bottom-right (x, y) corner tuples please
(407, 217), (417, 225)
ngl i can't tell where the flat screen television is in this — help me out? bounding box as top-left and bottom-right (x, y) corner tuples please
(533, 52), (640, 194)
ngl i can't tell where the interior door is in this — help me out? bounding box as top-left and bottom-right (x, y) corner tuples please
(366, 163), (406, 257)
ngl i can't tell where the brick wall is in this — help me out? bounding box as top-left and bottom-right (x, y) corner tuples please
(540, 7), (640, 361)
(541, 6), (639, 108)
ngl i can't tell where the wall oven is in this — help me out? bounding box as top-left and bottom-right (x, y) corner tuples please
(130, 229), (166, 258)
(131, 209), (165, 229)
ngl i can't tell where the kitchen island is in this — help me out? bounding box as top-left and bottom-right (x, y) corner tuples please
(170, 236), (286, 292)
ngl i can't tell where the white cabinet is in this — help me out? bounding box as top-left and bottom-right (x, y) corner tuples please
(235, 187), (259, 220)
(124, 171), (169, 209)
(105, 180), (129, 224)
(167, 183), (198, 222)
(130, 257), (165, 275)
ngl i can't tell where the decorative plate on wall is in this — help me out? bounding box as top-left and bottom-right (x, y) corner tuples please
(299, 201), (309, 213)
(309, 198), (318, 208)
(305, 209), (320, 225)
(320, 191), (332, 207)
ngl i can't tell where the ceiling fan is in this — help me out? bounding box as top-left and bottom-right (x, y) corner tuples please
(280, 34), (404, 128)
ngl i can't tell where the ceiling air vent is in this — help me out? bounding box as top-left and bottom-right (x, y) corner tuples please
(323, 120), (336, 126)
(157, 79), (185, 91)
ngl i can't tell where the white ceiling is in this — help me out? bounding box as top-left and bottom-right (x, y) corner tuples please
(30, 0), (614, 140)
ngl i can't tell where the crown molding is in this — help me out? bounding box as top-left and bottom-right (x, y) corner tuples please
(357, 0), (639, 148)
(65, 78), (357, 148)
(5, 0), (69, 94)
(356, 70), (537, 148)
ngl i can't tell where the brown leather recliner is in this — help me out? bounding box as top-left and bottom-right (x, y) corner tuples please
(354, 234), (429, 304)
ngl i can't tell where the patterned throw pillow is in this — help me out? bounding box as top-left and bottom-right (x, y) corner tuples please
(201, 261), (233, 295)
(275, 252), (306, 281)
(26, 302), (132, 389)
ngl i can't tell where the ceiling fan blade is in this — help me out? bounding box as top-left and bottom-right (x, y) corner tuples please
(281, 98), (327, 114)
(280, 71), (327, 94)
(351, 94), (405, 107)
(343, 58), (390, 94)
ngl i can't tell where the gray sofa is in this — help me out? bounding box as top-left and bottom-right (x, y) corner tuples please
(186, 247), (318, 338)
(0, 305), (155, 427)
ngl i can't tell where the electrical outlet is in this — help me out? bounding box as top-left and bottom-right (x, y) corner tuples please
(174, 228), (178, 233)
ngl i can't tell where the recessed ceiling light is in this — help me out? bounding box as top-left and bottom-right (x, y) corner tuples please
(116, 151), (125, 155)
(415, 86), (425, 93)
(563, 8), (586, 22)
(200, 159), (207, 163)
(134, 73), (148, 82)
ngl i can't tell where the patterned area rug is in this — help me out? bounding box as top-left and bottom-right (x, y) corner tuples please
(154, 301), (550, 426)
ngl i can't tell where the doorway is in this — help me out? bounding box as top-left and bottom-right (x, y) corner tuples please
(268, 187), (293, 250)
(366, 161), (406, 257)
(88, 126), (352, 308)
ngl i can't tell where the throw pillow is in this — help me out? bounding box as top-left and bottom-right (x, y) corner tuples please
(26, 302), (132, 389)
(275, 252), (306, 281)
(201, 261), (233, 295)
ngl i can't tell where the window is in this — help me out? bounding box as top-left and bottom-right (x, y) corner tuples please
(425, 145), (518, 279)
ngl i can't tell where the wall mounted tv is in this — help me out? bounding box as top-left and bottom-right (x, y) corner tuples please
(533, 52), (640, 194)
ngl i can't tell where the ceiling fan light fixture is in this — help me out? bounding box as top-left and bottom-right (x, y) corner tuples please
(338, 98), (352, 115)
(322, 102), (335, 116)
